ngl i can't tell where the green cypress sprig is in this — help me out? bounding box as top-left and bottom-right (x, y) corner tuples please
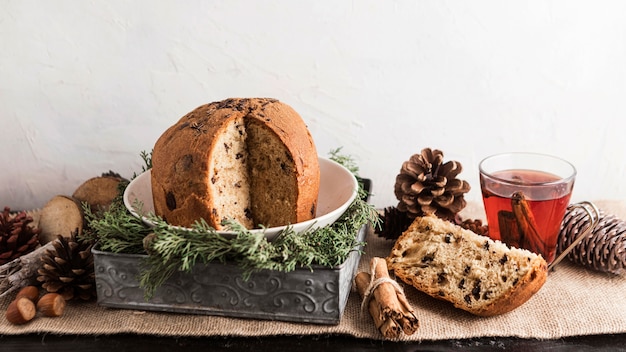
(83, 201), (151, 254)
(329, 147), (359, 175)
(137, 195), (378, 298)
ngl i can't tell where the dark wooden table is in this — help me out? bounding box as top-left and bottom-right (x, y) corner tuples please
(2, 333), (626, 351)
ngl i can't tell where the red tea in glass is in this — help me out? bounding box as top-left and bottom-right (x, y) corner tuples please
(479, 153), (576, 264)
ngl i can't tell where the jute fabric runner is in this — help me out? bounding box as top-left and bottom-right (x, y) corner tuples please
(1, 201), (625, 340)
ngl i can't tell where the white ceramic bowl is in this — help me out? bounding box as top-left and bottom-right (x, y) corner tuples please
(123, 157), (358, 240)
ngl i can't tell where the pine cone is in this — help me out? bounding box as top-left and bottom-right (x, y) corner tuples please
(394, 148), (471, 220)
(559, 206), (625, 275)
(454, 216), (489, 236)
(0, 207), (41, 265)
(37, 231), (96, 300)
(376, 206), (414, 240)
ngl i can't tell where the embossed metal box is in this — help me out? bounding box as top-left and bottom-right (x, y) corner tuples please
(93, 226), (366, 325)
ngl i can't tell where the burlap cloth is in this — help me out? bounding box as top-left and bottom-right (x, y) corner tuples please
(1, 201), (625, 340)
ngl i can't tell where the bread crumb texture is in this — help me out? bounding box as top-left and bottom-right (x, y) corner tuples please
(387, 215), (547, 316)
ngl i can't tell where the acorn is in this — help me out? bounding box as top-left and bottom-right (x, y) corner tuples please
(5, 297), (36, 324)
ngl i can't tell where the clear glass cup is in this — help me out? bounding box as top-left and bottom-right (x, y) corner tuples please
(479, 152), (576, 264)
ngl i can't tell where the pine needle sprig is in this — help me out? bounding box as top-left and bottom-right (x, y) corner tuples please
(131, 150), (153, 180)
(83, 201), (151, 254)
(329, 147), (360, 176)
(137, 195), (378, 298)
(139, 217), (274, 297)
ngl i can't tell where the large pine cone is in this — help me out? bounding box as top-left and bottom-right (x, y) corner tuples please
(559, 206), (625, 275)
(37, 232), (96, 300)
(0, 207), (41, 265)
(394, 148), (470, 220)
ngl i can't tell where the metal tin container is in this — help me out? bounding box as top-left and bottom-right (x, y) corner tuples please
(93, 226), (366, 325)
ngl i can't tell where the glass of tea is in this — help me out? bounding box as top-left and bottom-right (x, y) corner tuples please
(479, 152), (576, 264)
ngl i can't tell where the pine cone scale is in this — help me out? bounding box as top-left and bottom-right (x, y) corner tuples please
(433, 176), (446, 188)
(42, 263), (57, 271)
(434, 194), (453, 206)
(417, 194), (433, 205)
(430, 188), (445, 197)
(7, 234), (18, 244)
(16, 244), (30, 253)
(441, 161), (462, 179)
(410, 183), (426, 194)
(402, 162), (424, 179)
(446, 197), (467, 214)
(445, 179), (462, 191)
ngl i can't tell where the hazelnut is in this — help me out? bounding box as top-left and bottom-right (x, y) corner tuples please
(15, 285), (40, 303)
(5, 297), (36, 325)
(36, 293), (66, 317)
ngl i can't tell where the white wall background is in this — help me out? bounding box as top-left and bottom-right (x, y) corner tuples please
(2, 1), (625, 211)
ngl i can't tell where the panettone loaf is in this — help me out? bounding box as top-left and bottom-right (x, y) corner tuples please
(387, 215), (547, 316)
(151, 98), (320, 230)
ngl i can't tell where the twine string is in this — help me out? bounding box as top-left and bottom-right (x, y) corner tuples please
(360, 260), (405, 316)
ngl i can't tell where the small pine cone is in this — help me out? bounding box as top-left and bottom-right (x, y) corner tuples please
(394, 148), (471, 220)
(37, 231), (96, 300)
(454, 216), (489, 236)
(0, 207), (41, 265)
(559, 206), (625, 275)
(376, 206), (414, 240)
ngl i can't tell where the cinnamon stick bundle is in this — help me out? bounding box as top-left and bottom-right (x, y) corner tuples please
(355, 257), (419, 338)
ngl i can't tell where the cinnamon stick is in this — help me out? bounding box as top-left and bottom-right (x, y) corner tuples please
(498, 210), (521, 248)
(511, 191), (547, 254)
(355, 257), (419, 338)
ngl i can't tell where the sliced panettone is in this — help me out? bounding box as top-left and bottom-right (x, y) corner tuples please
(387, 215), (548, 316)
(151, 98), (320, 230)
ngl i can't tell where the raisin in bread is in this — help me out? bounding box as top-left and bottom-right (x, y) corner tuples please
(151, 98), (320, 230)
(387, 215), (547, 316)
